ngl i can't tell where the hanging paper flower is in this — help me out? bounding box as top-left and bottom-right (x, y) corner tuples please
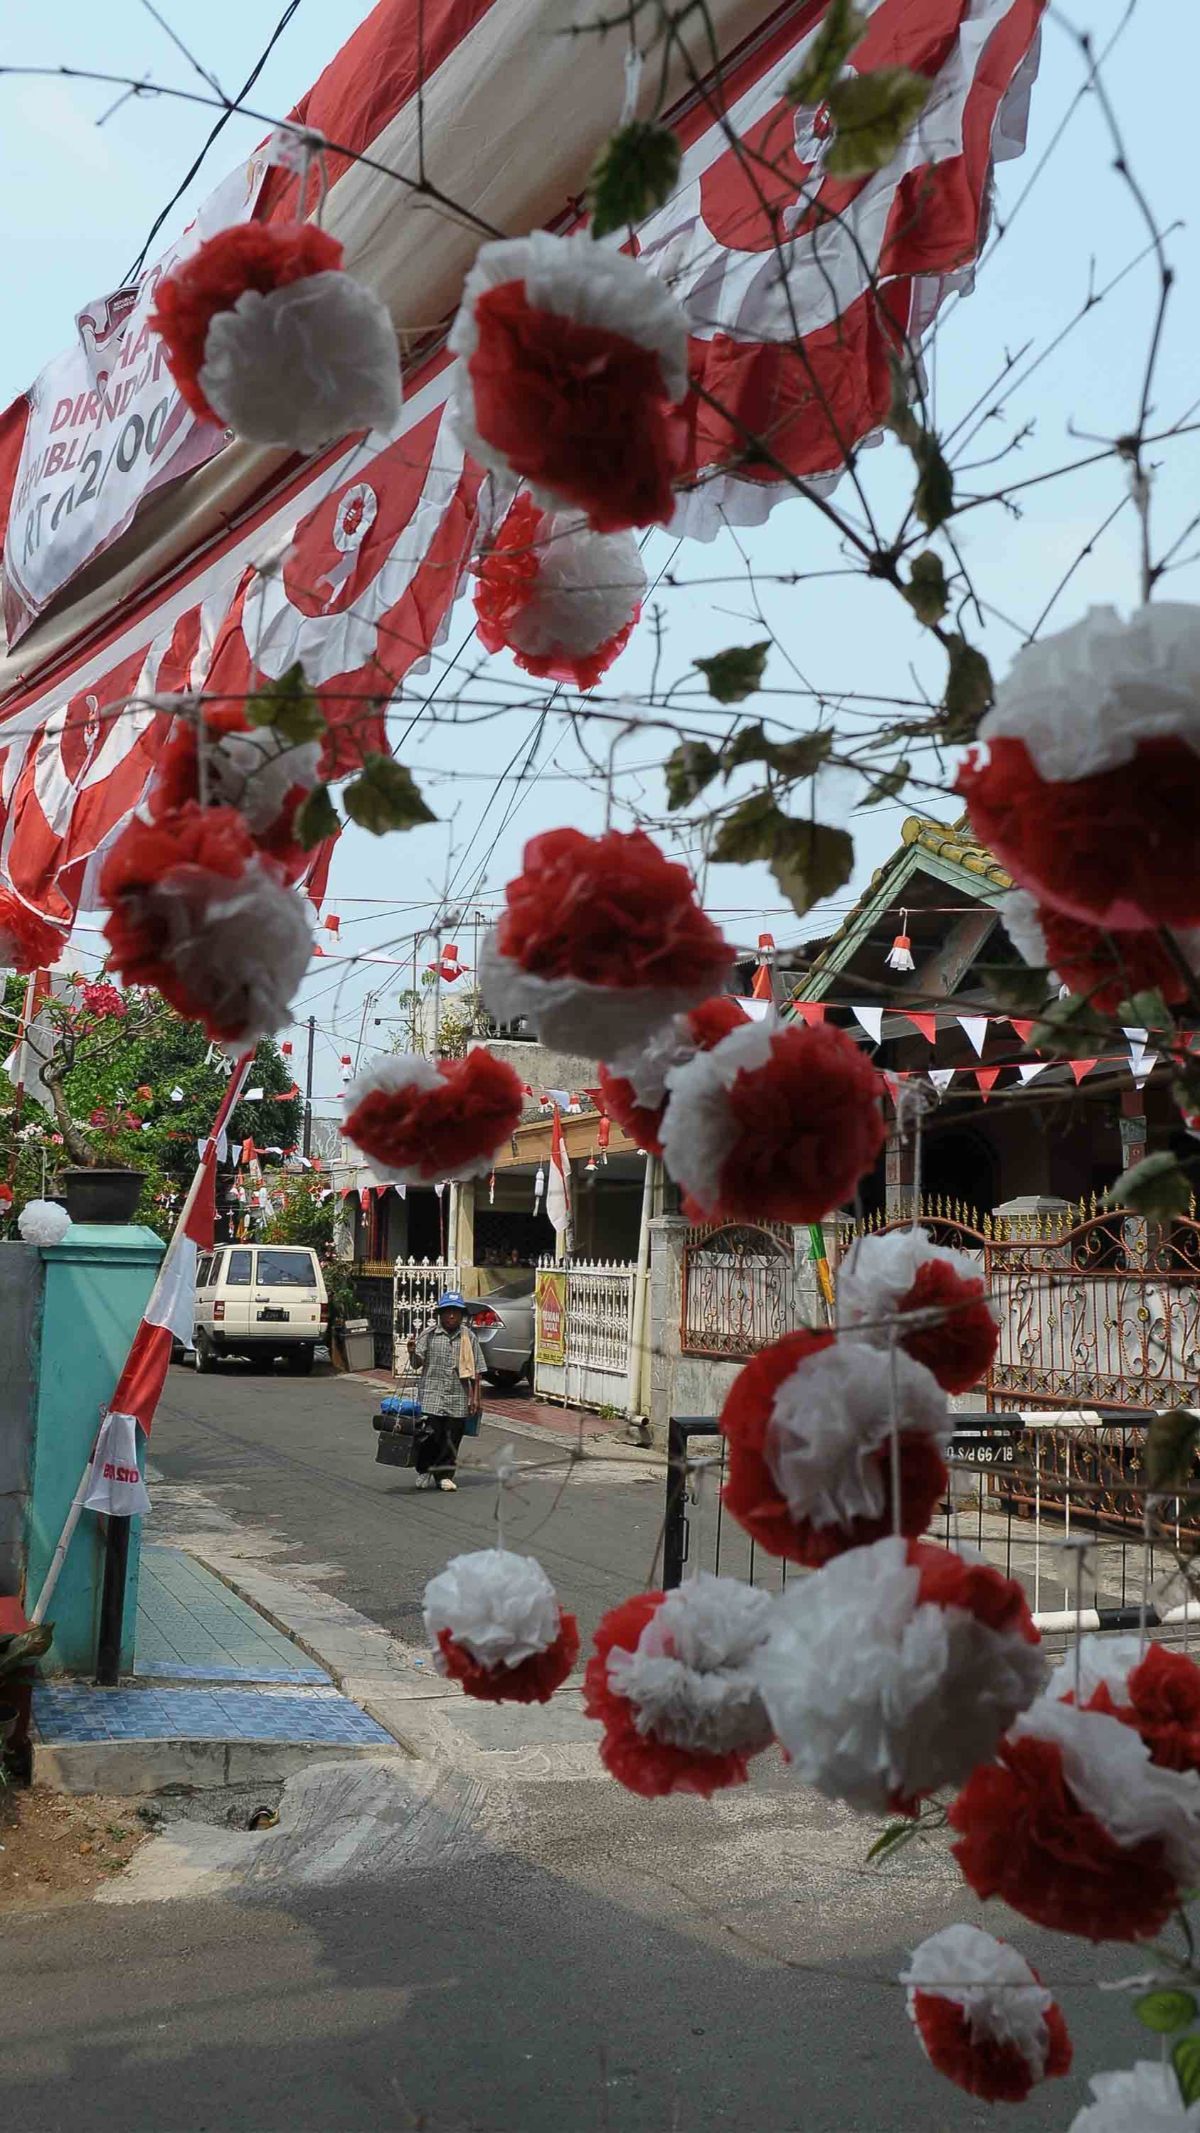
(150, 220), (402, 451)
(0, 890), (67, 975)
(449, 231), (688, 533)
(755, 1538), (1041, 1814)
(584, 1574), (775, 1799)
(423, 1548), (579, 1704)
(885, 912), (915, 973)
(473, 494), (646, 689)
(1048, 1635), (1200, 1776)
(149, 700), (321, 878)
(100, 803), (313, 1048)
(837, 1228), (1000, 1394)
(660, 1016), (886, 1224)
(1003, 887), (1200, 1014)
(902, 1924), (1071, 2105)
(480, 828), (732, 1056)
(957, 604), (1200, 928)
(949, 1694), (1200, 1942)
(343, 1048), (525, 1186)
(720, 1332), (950, 1566)
(596, 996), (750, 1157)
(79, 980), (127, 1021)
(18, 1199), (71, 1245)
(1067, 2060), (1200, 2131)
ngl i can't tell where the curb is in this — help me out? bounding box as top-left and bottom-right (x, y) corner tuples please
(32, 1733), (400, 1797)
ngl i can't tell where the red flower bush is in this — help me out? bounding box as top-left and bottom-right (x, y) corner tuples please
(0, 890), (68, 975)
(436, 1619), (579, 1705)
(79, 980), (127, 1021)
(150, 222), (344, 423)
(473, 494), (644, 690)
(596, 996), (749, 1157)
(344, 1048), (525, 1185)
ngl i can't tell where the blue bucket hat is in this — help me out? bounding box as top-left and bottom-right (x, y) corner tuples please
(437, 1291), (466, 1311)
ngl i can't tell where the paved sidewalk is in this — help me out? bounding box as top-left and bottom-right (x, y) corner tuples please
(136, 1545), (329, 1684)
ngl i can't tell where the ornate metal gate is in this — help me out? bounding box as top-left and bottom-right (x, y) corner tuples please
(680, 1223), (803, 1357)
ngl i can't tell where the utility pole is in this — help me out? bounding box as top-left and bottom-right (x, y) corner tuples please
(302, 1013), (315, 1159)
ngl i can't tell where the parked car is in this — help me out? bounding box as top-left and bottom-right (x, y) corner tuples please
(193, 1244), (328, 1374)
(466, 1284), (535, 1388)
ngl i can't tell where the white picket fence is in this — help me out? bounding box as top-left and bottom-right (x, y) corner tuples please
(390, 1257), (461, 1376)
(534, 1258), (636, 1414)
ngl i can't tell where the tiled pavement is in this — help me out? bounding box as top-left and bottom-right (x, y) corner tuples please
(135, 1545), (328, 1685)
(34, 1683), (393, 1748)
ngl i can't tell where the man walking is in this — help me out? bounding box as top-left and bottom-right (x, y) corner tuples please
(406, 1292), (482, 1492)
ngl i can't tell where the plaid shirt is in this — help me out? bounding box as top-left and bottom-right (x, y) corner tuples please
(411, 1322), (482, 1418)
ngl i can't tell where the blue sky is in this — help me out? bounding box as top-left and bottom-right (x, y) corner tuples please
(1, 1), (1196, 1105)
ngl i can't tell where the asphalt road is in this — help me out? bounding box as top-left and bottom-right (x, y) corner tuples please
(0, 1366), (1142, 2131)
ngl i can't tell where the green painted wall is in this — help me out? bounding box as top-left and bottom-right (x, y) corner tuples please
(26, 1225), (164, 1675)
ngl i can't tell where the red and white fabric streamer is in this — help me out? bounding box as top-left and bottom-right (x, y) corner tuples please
(150, 221), (402, 452)
(902, 1924), (1071, 2106)
(958, 604), (1200, 928)
(754, 1537), (1042, 1814)
(660, 1015), (886, 1224)
(343, 1048), (525, 1186)
(480, 827), (732, 1056)
(1048, 1635), (1200, 1776)
(837, 1227), (1000, 1395)
(584, 1573), (775, 1798)
(1067, 2061), (1200, 2131)
(423, 1547), (579, 1704)
(449, 232), (687, 534)
(719, 1331), (951, 1566)
(472, 494), (646, 689)
(1002, 888), (1200, 1015)
(949, 1693), (1200, 1942)
(596, 996), (749, 1157)
(82, 1411), (152, 1518)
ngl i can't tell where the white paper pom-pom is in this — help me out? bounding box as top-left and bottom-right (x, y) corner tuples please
(424, 1547), (562, 1670)
(18, 1199), (71, 1246)
(153, 856), (314, 1049)
(1012, 1697), (1200, 1885)
(903, 1924), (1058, 2080)
(979, 603), (1200, 781)
(200, 270), (402, 452)
(1068, 2060), (1200, 2131)
(754, 1536), (1043, 1813)
(766, 1340), (949, 1532)
(1000, 888), (1053, 971)
(660, 1015), (776, 1209)
(1045, 1633), (1143, 1709)
(605, 1573), (774, 1758)
(838, 1228), (993, 1341)
(208, 728), (322, 836)
(478, 931), (705, 1059)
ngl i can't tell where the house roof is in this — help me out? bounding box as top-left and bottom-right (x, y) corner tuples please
(795, 813), (1011, 1000)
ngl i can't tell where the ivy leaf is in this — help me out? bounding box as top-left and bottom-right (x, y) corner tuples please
(825, 67), (932, 179)
(712, 795), (853, 917)
(1142, 1411), (1200, 1496)
(665, 740), (721, 811)
(941, 634), (994, 741)
(784, 0), (866, 106)
(341, 755), (436, 836)
(913, 434), (954, 531)
(1110, 1151), (1193, 1220)
(865, 1819), (916, 1863)
(1174, 2035), (1200, 2108)
(695, 642), (770, 704)
(245, 662), (325, 746)
(293, 783), (341, 851)
(722, 722), (833, 781)
(589, 121), (682, 239)
(904, 552), (948, 625)
(1118, 986), (1174, 1034)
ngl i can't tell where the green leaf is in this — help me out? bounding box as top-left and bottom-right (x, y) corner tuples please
(712, 794), (853, 917)
(665, 740), (721, 811)
(1137, 1989), (1198, 2036)
(865, 1819), (916, 1863)
(784, 0), (867, 106)
(1174, 2034), (1200, 2107)
(1144, 1409), (1200, 1494)
(1030, 991), (1112, 1058)
(341, 755), (436, 836)
(244, 662), (325, 746)
(721, 722), (834, 782)
(861, 759), (911, 806)
(941, 634), (994, 741)
(972, 961), (1055, 1015)
(1109, 1151), (1193, 1220)
(913, 434), (954, 532)
(589, 121), (681, 239)
(904, 552), (948, 625)
(1118, 987), (1174, 1034)
(824, 67), (932, 179)
(293, 782), (340, 851)
(695, 642), (770, 705)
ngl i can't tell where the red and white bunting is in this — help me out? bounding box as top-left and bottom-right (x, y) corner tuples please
(852, 1006), (884, 1046)
(957, 1016), (990, 1059)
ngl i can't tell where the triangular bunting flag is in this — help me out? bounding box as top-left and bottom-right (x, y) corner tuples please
(1018, 1062), (1050, 1085)
(1010, 1020), (1036, 1045)
(853, 1006), (884, 1046)
(792, 1001), (826, 1026)
(1069, 1058), (1098, 1085)
(974, 1066), (1001, 1101)
(929, 1068), (956, 1094)
(1131, 1050), (1159, 1090)
(906, 1012), (937, 1046)
(958, 1016), (989, 1059)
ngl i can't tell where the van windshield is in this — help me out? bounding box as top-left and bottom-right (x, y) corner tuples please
(255, 1250), (317, 1289)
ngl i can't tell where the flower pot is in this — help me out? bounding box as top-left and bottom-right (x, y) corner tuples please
(61, 1168), (145, 1225)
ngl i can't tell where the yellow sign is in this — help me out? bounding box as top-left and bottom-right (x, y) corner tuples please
(535, 1269), (567, 1365)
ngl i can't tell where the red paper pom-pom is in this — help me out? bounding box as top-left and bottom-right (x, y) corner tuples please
(949, 1729), (1180, 1942)
(1076, 1644), (1200, 1776)
(958, 733), (1200, 928)
(1018, 898), (1197, 1013)
(596, 995), (749, 1157)
(148, 702), (313, 881)
(345, 1048), (525, 1185)
(910, 1988), (1071, 2105)
(150, 221), (344, 424)
(718, 1331), (948, 1567)
(0, 891), (68, 975)
(583, 1591), (764, 1799)
(436, 1618), (579, 1704)
(472, 494), (644, 690)
(896, 1259), (1000, 1395)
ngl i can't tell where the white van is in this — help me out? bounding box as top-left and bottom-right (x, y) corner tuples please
(193, 1244), (328, 1375)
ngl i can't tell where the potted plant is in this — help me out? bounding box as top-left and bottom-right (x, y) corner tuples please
(0, 1622), (52, 1762)
(58, 1103), (147, 1224)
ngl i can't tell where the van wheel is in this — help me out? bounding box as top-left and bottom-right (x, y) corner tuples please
(194, 1333), (216, 1375)
(287, 1346), (314, 1377)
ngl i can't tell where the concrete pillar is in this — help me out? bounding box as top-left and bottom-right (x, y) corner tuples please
(451, 1175), (476, 1272)
(885, 1120), (915, 1219)
(0, 1244), (43, 1596)
(647, 1216), (689, 1447)
(25, 1224), (164, 1675)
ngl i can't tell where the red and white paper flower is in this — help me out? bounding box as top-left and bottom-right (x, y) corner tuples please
(424, 1548), (579, 1704)
(837, 1227), (1000, 1395)
(902, 1924), (1071, 2106)
(449, 231), (688, 533)
(660, 1015), (886, 1224)
(479, 827), (732, 1056)
(0, 890), (67, 975)
(958, 604), (1200, 928)
(343, 1048), (525, 1186)
(473, 494), (646, 690)
(149, 697), (320, 879)
(100, 803), (313, 1048)
(949, 1693), (1200, 1942)
(1002, 888), (1200, 1014)
(18, 1198), (71, 1246)
(719, 1332), (951, 1566)
(1068, 2060), (1200, 2131)
(1048, 1635), (1200, 1776)
(755, 1537), (1041, 1814)
(596, 996), (750, 1157)
(151, 221), (402, 451)
(584, 1574), (775, 1799)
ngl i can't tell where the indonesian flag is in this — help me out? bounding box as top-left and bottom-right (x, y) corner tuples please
(546, 1104), (571, 1239)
